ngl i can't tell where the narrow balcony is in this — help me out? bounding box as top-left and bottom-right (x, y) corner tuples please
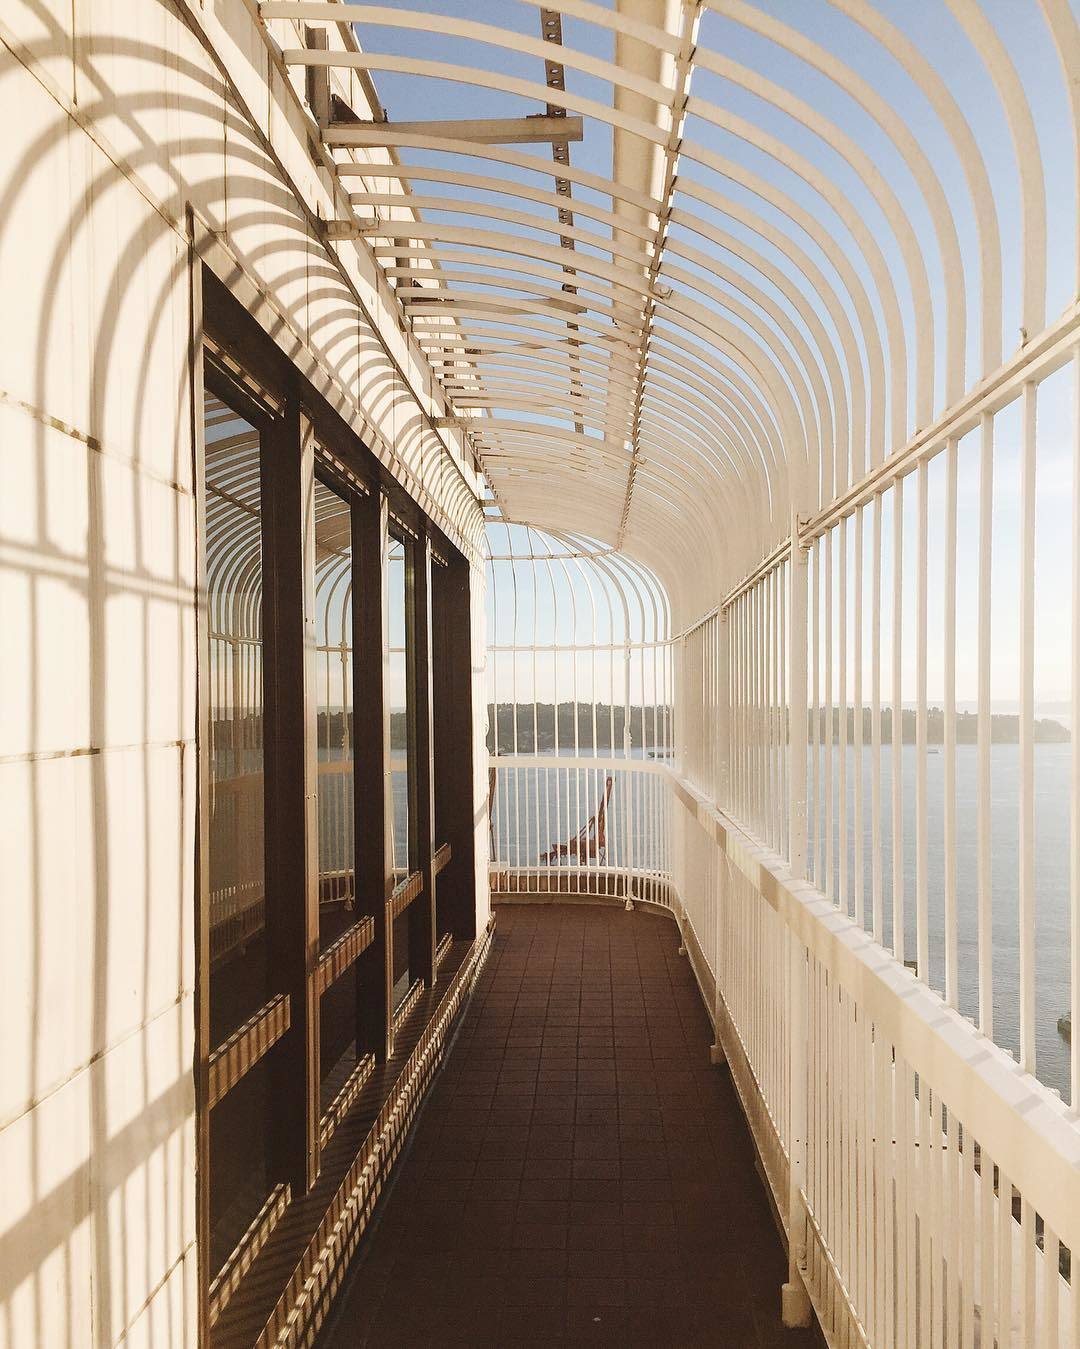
(4, 0), (1080, 1346)
(321, 904), (822, 1348)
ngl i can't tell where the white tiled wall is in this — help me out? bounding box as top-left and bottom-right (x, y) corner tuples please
(0, 0), (488, 1344)
(0, 39), (199, 1335)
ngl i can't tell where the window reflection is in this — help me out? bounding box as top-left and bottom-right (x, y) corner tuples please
(314, 478), (356, 951)
(204, 385), (274, 1278)
(387, 535), (411, 879)
(387, 533), (413, 1009)
(313, 476), (366, 1106)
(205, 393), (267, 1043)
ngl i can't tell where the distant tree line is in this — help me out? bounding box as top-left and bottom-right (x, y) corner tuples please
(486, 702), (673, 753)
(808, 707), (1068, 744)
(483, 704), (1070, 753)
(212, 705), (1070, 759)
(314, 709), (410, 751)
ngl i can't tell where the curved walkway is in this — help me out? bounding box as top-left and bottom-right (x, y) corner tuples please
(321, 903), (824, 1347)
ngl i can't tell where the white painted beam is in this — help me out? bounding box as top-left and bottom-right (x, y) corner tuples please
(322, 115), (583, 146)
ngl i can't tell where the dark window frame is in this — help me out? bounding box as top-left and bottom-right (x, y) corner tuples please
(194, 265), (476, 1341)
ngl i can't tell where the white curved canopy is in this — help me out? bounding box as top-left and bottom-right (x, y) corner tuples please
(259, 0), (1079, 619)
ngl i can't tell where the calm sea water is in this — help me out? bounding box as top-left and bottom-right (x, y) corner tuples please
(489, 745), (1075, 1100)
(810, 742), (1073, 1100)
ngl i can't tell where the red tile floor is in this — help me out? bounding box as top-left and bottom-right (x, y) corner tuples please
(320, 903), (825, 1347)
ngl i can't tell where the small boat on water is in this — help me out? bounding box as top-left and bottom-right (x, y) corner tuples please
(1059, 1014), (1071, 1043)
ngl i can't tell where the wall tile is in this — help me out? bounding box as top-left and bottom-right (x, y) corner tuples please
(0, 755), (94, 1126)
(88, 997), (195, 1347)
(0, 1071), (93, 1349)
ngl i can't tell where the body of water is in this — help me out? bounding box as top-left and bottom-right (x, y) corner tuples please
(807, 741), (1073, 1100)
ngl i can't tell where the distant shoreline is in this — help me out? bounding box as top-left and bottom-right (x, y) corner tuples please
(481, 702), (1070, 752)
(812, 707), (1069, 745)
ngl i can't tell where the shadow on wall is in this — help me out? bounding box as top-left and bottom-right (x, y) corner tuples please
(0, 1), (459, 1344)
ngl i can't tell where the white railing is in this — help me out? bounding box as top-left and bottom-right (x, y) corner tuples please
(669, 503), (1080, 1345)
(672, 767), (1080, 1347)
(488, 734), (1080, 1344)
(485, 336), (1080, 1343)
(488, 754), (672, 906)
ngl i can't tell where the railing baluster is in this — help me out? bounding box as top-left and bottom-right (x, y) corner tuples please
(853, 507), (864, 929)
(838, 514), (848, 914)
(825, 529), (834, 903)
(872, 492), (883, 944)
(979, 1130), (996, 1345)
(977, 410), (994, 1038)
(916, 458), (929, 983)
(959, 1123), (975, 1349)
(1019, 379), (1038, 1074)
(892, 478), (905, 964)
(1073, 344), (1080, 1114)
(997, 1167), (1013, 1349)
(812, 539), (821, 887)
(944, 437), (959, 1008)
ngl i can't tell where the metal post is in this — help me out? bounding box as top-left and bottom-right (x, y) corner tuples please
(916, 457), (929, 980)
(412, 532), (437, 986)
(432, 550), (478, 942)
(623, 637), (633, 907)
(943, 439), (959, 1007)
(264, 400), (320, 1193)
(354, 489), (393, 1062)
(711, 607), (730, 1058)
(1019, 380), (1037, 1073)
(977, 412), (994, 1036)
(718, 607), (731, 812)
(1073, 347), (1080, 1111)
(783, 512), (812, 1328)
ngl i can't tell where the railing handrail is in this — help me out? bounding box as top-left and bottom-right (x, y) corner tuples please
(665, 759), (1080, 1254)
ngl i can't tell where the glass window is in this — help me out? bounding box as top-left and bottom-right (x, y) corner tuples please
(204, 384), (276, 1279)
(314, 478), (356, 952)
(431, 559), (443, 849)
(388, 535), (411, 879)
(387, 533), (414, 1009)
(431, 557), (451, 945)
(204, 393), (268, 1045)
(313, 476), (367, 1112)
